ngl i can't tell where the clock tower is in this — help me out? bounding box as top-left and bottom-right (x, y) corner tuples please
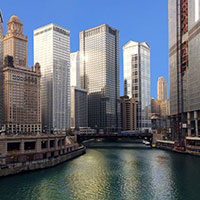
(3, 15), (28, 69)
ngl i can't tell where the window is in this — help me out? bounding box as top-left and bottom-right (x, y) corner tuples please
(7, 143), (20, 151)
(24, 142), (35, 150)
(50, 140), (55, 148)
(41, 141), (48, 149)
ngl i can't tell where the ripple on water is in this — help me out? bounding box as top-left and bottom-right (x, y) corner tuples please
(0, 148), (200, 200)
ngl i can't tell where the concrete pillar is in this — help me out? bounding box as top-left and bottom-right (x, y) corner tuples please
(187, 112), (191, 136)
(47, 138), (50, 151)
(55, 138), (58, 149)
(20, 140), (24, 153)
(36, 139), (41, 152)
(194, 111), (198, 137)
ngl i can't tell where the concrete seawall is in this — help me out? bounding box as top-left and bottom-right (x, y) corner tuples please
(0, 146), (86, 177)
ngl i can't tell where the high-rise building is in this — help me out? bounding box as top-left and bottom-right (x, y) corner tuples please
(70, 51), (80, 88)
(34, 24), (70, 132)
(71, 86), (88, 129)
(157, 77), (167, 101)
(3, 15), (27, 70)
(169, 0), (200, 137)
(70, 51), (88, 129)
(120, 96), (138, 132)
(123, 41), (151, 132)
(0, 10), (4, 128)
(3, 15), (41, 134)
(80, 24), (120, 132)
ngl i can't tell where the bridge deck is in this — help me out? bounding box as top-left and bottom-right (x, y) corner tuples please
(77, 133), (153, 143)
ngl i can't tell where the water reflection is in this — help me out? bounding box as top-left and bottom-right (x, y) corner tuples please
(0, 145), (200, 200)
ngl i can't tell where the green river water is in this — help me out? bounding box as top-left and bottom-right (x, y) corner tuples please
(0, 142), (200, 200)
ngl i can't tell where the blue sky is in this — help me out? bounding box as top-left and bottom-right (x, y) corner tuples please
(1, 0), (168, 99)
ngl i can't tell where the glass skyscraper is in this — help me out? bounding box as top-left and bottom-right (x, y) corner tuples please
(70, 51), (80, 88)
(70, 51), (88, 129)
(169, 0), (200, 137)
(34, 24), (70, 132)
(123, 41), (151, 132)
(80, 24), (120, 132)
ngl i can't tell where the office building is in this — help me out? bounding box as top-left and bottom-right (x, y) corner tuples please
(157, 77), (167, 101)
(120, 96), (138, 132)
(0, 11), (3, 128)
(80, 24), (120, 132)
(3, 15), (41, 134)
(70, 51), (80, 88)
(169, 0), (200, 137)
(151, 98), (168, 132)
(34, 24), (70, 132)
(123, 41), (151, 132)
(71, 86), (88, 129)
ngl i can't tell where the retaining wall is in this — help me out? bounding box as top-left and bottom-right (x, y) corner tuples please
(0, 146), (86, 177)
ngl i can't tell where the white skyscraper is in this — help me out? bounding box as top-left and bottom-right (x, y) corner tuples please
(70, 51), (88, 129)
(80, 24), (120, 132)
(123, 41), (151, 132)
(70, 51), (80, 88)
(157, 76), (167, 101)
(34, 24), (70, 132)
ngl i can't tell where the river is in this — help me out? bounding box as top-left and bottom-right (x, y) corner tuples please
(0, 142), (200, 200)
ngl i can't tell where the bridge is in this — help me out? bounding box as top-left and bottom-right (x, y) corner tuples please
(76, 133), (153, 144)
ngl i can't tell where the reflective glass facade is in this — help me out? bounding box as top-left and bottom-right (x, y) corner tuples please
(34, 24), (70, 132)
(123, 41), (151, 132)
(70, 51), (80, 88)
(80, 24), (120, 132)
(169, 0), (200, 114)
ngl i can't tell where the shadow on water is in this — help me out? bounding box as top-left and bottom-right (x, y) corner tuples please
(83, 139), (152, 149)
(1, 142), (200, 200)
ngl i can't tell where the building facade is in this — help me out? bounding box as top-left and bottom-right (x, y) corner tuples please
(0, 11), (3, 127)
(169, 0), (200, 138)
(123, 41), (151, 132)
(157, 77), (167, 101)
(80, 24), (120, 132)
(70, 51), (81, 88)
(34, 24), (70, 132)
(3, 15), (41, 134)
(120, 96), (138, 132)
(151, 98), (168, 132)
(71, 86), (88, 129)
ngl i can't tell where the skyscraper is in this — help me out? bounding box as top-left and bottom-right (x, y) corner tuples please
(120, 96), (138, 132)
(157, 77), (167, 101)
(70, 51), (88, 129)
(3, 15), (27, 69)
(169, 0), (200, 137)
(0, 10), (3, 127)
(3, 15), (41, 134)
(123, 41), (151, 132)
(71, 86), (88, 129)
(34, 24), (70, 132)
(80, 24), (120, 132)
(70, 51), (80, 88)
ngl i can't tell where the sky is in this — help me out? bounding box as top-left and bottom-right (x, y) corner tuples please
(1, 0), (168, 99)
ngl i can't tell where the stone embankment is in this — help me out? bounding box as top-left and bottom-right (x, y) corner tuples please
(0, 145), (86, 177)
